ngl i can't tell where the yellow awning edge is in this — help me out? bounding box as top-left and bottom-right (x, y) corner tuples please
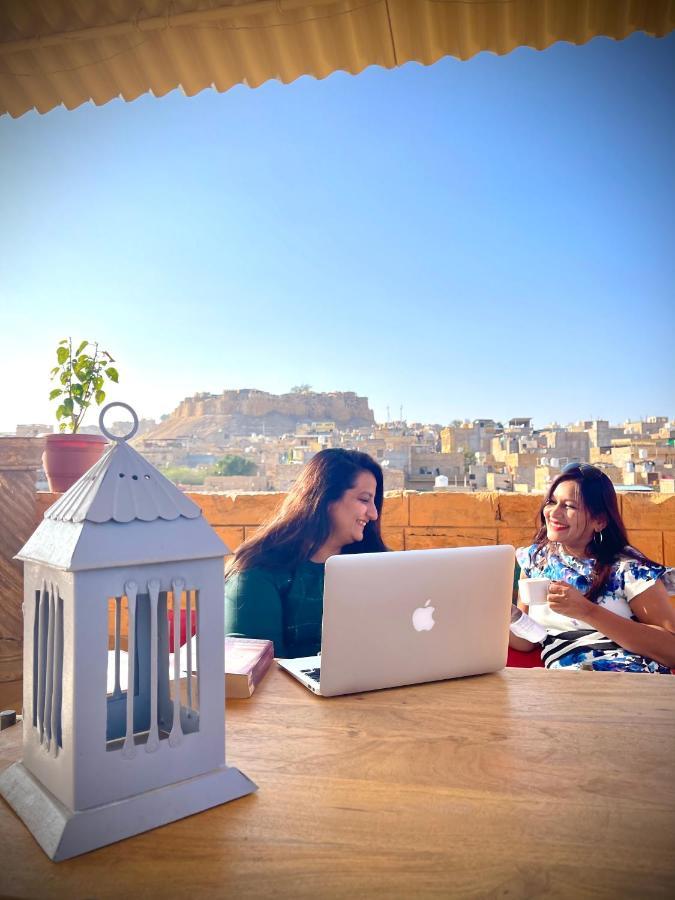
(1, 0), (673, 118)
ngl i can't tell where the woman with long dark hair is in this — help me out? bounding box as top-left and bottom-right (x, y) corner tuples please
(510, 463), (675, 672)
(225, 448), (388, 658)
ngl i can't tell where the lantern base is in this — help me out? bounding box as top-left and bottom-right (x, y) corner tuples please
(0, 760), (257, 861)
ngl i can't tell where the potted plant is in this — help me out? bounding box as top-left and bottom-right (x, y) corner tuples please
(42, 338), (119, 492)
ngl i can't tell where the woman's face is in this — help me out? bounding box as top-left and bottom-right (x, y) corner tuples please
(543, 479), (605, 553)
(327, 470), (378, 548)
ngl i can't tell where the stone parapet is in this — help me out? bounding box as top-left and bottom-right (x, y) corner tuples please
(24, 490), (675, 566)
(621, 493), (675, 531)
(409, 492), (497, 527)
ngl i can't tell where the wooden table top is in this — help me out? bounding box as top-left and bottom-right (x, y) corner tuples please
(1, 666), (674, 899)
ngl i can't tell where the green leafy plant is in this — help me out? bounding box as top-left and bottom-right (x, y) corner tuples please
(213, 455), (257, 476)
(49, 338), (119, 433)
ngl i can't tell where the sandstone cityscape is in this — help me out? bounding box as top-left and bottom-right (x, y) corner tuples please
(15, 388), (675, 494)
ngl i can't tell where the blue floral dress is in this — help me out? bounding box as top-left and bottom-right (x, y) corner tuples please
(516, 543), (673, 674)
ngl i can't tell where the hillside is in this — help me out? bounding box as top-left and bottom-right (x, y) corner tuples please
(141, 389), (374, 440)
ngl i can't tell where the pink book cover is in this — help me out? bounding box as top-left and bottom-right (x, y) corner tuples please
(225, 637), (274, 698)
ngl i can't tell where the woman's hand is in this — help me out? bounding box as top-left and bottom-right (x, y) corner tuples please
(547, 581), (595, 622)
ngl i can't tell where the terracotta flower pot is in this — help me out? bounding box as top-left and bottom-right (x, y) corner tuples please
(42, 433), (109, 492)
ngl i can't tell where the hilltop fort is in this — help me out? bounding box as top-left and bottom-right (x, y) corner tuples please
(142, 389), (374, 440)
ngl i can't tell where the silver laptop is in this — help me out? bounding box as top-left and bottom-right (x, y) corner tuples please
(277, 545), (515, 697)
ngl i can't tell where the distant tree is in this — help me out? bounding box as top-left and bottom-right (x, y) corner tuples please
(290, 384), (312, 394)
(213, 455), (257, 476)
(463, 450), (476, 471)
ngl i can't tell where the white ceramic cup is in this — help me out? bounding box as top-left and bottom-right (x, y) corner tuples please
(518, 577), (550, 606)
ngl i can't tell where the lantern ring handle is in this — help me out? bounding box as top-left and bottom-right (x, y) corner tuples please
(99, 402), (139, 442)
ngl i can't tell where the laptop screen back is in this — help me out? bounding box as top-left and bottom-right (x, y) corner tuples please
(318, 545), (515, 696)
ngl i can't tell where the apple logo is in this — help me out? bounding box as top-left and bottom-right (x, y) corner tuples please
(412, 599), (435, 632)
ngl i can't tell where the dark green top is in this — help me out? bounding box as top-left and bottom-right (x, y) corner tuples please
(224, 560), (325, 658)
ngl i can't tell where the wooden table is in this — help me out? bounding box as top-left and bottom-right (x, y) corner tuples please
(1, 667), (674, 899)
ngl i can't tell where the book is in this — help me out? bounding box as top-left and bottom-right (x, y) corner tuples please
(225, 636), (275, 699)
(165, 635), (275, 699)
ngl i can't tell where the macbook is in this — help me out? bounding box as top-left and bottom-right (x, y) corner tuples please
(277, 544), (515, 696)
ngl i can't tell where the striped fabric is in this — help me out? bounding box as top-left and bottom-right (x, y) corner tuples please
(541, 628), (620, 668)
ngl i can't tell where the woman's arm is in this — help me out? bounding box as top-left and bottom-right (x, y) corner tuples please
(225, 568), (286, 656)
(508, 632), (538, 652)
(548, 580), (675, 668)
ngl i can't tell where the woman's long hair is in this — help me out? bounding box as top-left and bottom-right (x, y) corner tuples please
(533, 465), (657, 601)
(226, 448), (388, 576)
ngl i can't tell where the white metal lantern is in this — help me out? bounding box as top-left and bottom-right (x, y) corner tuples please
(0, 402), (256, 861)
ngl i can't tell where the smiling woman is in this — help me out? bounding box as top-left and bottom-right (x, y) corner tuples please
(511, 464), (675, 673)
(224, 448), (387, 658)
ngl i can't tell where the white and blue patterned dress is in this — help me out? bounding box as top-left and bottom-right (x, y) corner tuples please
(516, 543), (673, 673)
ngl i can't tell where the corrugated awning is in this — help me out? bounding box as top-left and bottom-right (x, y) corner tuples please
(1, 0), (673, 118)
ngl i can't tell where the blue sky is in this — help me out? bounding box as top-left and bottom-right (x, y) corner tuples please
(1, 31), (673, 432)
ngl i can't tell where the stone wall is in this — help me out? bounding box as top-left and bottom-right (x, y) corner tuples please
(30, 488), (675, 563)
(203, 475), (268, 492)
(3, 471), (670, 666)
(31, 489), (675, 563)
(0, 484), (669, 670)
(21, 489), (659, 564)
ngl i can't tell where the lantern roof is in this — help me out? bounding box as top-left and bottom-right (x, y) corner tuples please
(17, 403), (228, 571)
(45, 437), (201, 524)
